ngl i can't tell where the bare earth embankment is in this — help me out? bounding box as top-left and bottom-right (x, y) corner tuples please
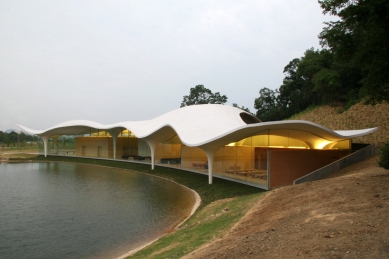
(290, 101), (389, 148)
(183, 156), (389, 259)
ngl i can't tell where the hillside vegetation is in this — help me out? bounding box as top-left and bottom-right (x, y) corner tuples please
(289, 101), (389, 148)
(254, 0), (389, 122)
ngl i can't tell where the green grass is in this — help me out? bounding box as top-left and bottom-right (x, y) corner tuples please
(1, 146), (39, 152)
(129, 193), (262, 259)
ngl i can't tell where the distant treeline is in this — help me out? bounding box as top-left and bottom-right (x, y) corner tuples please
(0, 131), (39, 147)
(255, 0), (389, 121)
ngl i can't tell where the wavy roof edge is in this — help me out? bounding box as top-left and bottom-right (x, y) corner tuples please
(17, 104), (378, 146)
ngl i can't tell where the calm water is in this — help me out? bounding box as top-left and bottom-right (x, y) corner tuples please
(0, 162), (196, 259)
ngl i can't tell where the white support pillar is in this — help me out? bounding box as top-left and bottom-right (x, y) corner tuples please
(41, 136), (49, 157)
(203, 149), (217, 184)
(108, 129), (120, 159)
(151, 147), (155, 170)
(145, 140), (157, 170)
(207, 152), (215, 184)
(112, 134), (118, 159)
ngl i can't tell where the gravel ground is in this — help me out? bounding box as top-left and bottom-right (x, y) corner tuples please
(183, 156), (389, 259)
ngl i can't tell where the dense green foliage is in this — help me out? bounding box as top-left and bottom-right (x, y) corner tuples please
(378, 142), (389, 170)
(255, 0), (389, 121)
(0, 131), (39, 147)
(319, 0), (389, 103)
(180, 85), (228, 107)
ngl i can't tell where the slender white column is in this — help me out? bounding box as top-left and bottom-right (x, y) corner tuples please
(41, 136), (49, 157)
(146, 141), (157, 170)
(203, 149), (217, 184)
(108, 129), (120, 159)
(151, 148), (155, 169)
(112, 134), (117, 159)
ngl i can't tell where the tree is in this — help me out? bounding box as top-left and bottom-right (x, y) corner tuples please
(3, 133), (10, 147)
(319, 0), (389, 103)
(232, 103), (253, 115)
(296, 48), (335, 105)
(19, 132), (27, 143)
(253, 0), (389, 121)
(0, 131), (4, 144)
(180, 85), (228, 107)
(278, 47), (361, 111)
(8, 131), (18, 147)
(277, 57), (308, 119)
(254, 88), (282, 121)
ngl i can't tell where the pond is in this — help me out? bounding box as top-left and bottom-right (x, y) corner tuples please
(0, 162), (196, 259)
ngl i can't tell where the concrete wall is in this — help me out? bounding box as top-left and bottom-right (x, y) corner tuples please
(75, 137), (112, 158)
(293, 144), (375, 185)
(269, 149), (349, 188)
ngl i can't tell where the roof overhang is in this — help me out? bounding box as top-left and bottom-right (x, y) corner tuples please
(18, 104), (377, 148)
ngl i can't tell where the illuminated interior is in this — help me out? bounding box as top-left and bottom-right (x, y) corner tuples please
(226, 129), (350, 150)
(41, 128), (351, 189)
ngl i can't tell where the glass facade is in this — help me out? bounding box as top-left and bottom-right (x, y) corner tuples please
(39, 128), (351, 189)
(213, 145), (266, 186)
(39, 135), (77, 156)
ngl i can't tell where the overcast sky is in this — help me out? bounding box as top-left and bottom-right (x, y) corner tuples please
(1, 0), (334, 131)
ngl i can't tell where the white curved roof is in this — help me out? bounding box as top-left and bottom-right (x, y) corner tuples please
(18, 104), (377, 148)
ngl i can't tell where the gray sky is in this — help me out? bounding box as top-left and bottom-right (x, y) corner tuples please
(1, 0), (333, 131)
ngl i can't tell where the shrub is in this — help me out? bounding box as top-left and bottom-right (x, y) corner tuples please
(378, 142), (389, 169)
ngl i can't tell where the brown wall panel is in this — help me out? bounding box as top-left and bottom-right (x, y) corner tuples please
(269, 149), (343, 188)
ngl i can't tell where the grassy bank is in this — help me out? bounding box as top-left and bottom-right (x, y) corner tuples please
(7, 154), (265, 257)
(129, 193), (261, 259)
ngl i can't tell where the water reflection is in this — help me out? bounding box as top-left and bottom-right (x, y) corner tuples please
(0, 162), (195, 259)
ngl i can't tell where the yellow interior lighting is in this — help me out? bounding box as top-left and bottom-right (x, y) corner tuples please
(314, 140), (334, 149)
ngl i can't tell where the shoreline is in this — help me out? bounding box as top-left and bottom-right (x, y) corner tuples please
(4, 158), (202, 259)
(4, 155), (261, 258)
(117, 186), (201, 259)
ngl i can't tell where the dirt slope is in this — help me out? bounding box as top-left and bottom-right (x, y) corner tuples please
(289, 102), (389, 148)
(183, 156), (389, 259)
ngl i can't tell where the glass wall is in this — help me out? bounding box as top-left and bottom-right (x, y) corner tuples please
(55, 135), (76, 156)
(213, 139), (266, 186)
(227, 129), (351, 150)
(209, 129), (351, 187)
(41, 135), (77, 156)
(155, 136), (184, 168)
(180, 146), (208, 171)
(40, 128), (351, 188)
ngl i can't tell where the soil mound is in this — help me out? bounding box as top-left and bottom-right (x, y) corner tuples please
(290, 102), (389, 148)
(183, 156), (389, 259)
